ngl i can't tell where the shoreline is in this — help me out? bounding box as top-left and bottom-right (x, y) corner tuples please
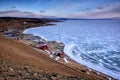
(0, 17), (115, 80)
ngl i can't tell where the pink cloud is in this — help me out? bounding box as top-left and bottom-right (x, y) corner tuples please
(64, 2), (120, 19)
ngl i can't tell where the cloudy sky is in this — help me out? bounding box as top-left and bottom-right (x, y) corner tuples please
(0, 0), (120, 19)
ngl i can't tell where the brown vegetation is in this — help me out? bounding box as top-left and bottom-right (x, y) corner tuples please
(0, 17), (114, 80)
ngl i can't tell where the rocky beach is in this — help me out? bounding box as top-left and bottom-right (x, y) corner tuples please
(0, 17), (115, 80)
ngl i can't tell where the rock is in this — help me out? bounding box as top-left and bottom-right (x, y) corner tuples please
(56, 74), (63, 78)
(41, 77), (48, 80)
(33, 72), (38, 77)
(38, 74), (44, 78)
(55, 56), (60, 60)
(51, 73), (57, 77)
(81, 70), (86, 73)
(24, 72), (30, 77)
(51, 76), (57, 80)
(63, 57), (68, 63)
(47, 41), (65, 52)
(57, 76), (68, 80)
(68, 77), (78, 80)
(9, 68), (13, 71)
(7, 74), (16, 77)
(24, 78), (35, 80)
(86, 72), (90, 74)
(49, 54), (54, 58)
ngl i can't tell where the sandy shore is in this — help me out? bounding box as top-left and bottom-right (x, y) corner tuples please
(0, 17), (115, 80)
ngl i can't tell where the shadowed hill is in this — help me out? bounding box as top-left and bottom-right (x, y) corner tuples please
(0, 36), (87, 79)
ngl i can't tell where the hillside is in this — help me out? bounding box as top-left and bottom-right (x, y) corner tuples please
(0, 17), (114, 80)
(0, 35), (85, 79)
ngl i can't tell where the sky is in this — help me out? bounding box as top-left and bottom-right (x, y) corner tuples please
(0, 0), (120, 19)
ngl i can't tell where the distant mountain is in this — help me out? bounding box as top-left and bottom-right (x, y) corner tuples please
(111, 17), (120, 19)
(40, 17), (68, 20)
(1, 16), (120, 20)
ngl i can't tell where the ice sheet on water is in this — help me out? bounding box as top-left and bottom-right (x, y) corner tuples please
(24, 20), (120, 79)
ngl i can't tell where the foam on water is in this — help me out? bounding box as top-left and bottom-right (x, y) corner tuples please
(24, 20), (120, 79)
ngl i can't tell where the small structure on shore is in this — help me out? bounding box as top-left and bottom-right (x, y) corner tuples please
(36, 44), (48, 50)
(54, 52), (65, 58)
